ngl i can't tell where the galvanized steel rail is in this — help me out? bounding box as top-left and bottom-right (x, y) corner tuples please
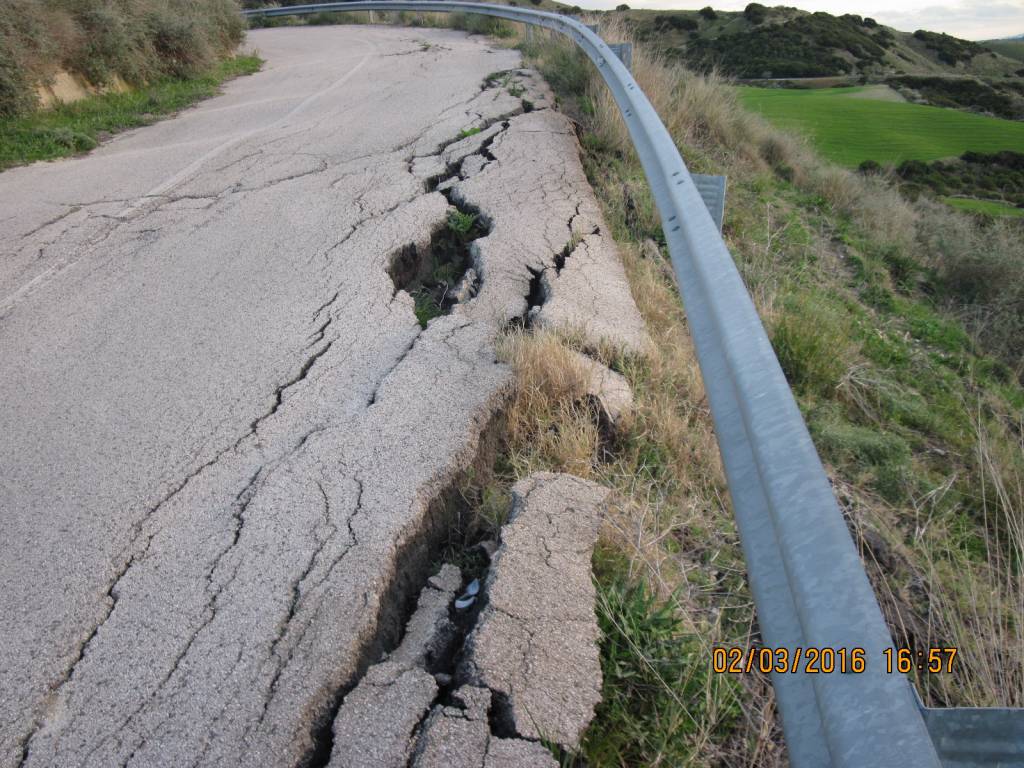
(244, 4), (1023, 766)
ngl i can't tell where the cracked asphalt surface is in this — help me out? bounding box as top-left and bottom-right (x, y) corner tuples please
(0, 24), (648, 768)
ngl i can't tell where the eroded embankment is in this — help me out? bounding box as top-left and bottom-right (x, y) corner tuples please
(14, 62), (648, 768)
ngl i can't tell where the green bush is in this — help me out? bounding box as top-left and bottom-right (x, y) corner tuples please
(654, 14), (698, 32)
(687, 11), (888, 77)
(449, 12), (514, 38)
(535, 43), (590, 97)
(744, 3), (767, 24)
(912, 29), (986, 65)
(0, 0), (245, 117)
(0, 45), (33, 117)
(889, 75), (1022, 120)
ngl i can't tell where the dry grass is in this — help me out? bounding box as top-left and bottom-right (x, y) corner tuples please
(495, 244), (785, 765)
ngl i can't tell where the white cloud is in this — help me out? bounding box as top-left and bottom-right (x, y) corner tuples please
(575, 0), (1024, 41)
(871, 0), (1024, 41)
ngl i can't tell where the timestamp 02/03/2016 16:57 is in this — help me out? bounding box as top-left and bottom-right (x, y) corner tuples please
(712, 646), (959, 675)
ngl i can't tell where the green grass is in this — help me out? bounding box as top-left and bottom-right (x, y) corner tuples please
(738, 85), (1024, 166)
(581, 545), (740, 766)
(941, 196), (1024, 217)
(0, 54), (262, 171)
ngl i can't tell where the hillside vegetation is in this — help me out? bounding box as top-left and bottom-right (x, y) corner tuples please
(0, 0), (246, 118)
(983, 38), (1024, 63)
(616, 4), (1022, 80)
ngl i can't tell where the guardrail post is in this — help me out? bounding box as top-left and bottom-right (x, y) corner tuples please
(608, 42), (632, 72)
(525, 24), (534, 43)
(691, 173), (726, 231)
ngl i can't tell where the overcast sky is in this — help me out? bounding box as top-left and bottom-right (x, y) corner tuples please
(576, 0), (1024, 40)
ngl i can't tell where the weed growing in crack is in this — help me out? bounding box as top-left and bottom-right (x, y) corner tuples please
(458, 126), (483, 139)
(447, 209), (479, 238)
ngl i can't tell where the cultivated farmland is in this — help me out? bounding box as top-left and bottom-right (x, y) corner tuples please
(738, 85), (1024, 166)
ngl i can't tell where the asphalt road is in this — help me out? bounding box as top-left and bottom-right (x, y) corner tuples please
(0, 24), (648, 768)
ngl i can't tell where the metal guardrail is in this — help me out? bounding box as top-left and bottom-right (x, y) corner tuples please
(243, 4), (1024, 765)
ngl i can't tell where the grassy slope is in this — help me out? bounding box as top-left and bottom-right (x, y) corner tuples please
(0, 55), (262, 171)
(943, 196), (1024, 217)
(738, 85), (1024, 166)
(983, 39), (1024, 63)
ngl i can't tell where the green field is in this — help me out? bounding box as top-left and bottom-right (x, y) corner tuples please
(942, 196), (1024, 217)
(738, 85), (1024, 166)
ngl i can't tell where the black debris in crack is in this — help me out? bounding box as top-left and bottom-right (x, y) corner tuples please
(475, 122), (507, 163)
(553, 241), (571, 275)
(526, 266), (547, 321)
(487, 690), (519, 740)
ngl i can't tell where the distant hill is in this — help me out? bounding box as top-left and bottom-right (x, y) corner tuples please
(982, 37), (1024, 63)
(616, 5), (1023, 80)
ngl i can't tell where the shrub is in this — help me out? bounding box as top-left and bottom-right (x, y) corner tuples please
(912, 29), (986, 65)
(699, 6), (717, 20)
(743, 3), (767, 24)
(584, 547), (739, 766)
(888, 75), (1021, 120)
(0, 44), (33, 117)
(616, 3), (630, 10)
(655, 14), (697, 32)
(686, 11), (887, 77)
(0, 0), (245, 116)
